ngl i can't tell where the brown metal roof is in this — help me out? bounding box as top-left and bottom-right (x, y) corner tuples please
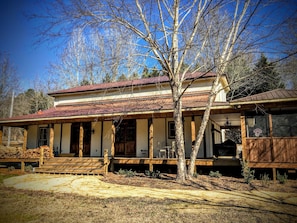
(49, 72), (217, 96)
(0, 92), (229, 125)
(230, 89), (297, 105)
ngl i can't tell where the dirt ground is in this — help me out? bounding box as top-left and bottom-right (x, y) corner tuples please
(102, 172), (297, 193)
(0, 169), (297, 223)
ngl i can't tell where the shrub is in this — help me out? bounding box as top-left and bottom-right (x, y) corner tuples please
(8, 166), (15, 171)
(25, 165), (33, 172)
(260, 173), (270, 187)
(117, 169), (136, 177)
(277, 171), (288, 184)
(145, 170), (161, 178)
(209, 170), (222, 178)
(241, 160), (255, 184)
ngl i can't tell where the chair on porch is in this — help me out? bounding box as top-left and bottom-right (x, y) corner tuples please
(169, 141), (176, 158)
(158, 141), (167, 158)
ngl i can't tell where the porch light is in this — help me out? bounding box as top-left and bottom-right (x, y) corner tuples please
(225, 117), (231, 126)
(92, 129), (95, 134)
(246, 117), (255, 127)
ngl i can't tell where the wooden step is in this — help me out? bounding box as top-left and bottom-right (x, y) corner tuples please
(34, 157), (108, 175)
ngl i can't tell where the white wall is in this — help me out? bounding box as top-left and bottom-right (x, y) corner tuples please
(136, 119), (148, 157)
(102, 121), (112, 156)
(153, 118), (166, 157)
(91, 121), (102, 157)
(27, 125), (38, 149)
(61, 123), (71, 153)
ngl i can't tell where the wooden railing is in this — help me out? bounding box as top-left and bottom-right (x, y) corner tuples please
(245, 137), (297, 163)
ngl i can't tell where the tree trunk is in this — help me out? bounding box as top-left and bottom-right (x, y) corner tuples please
(188, 74), (221, 177)
(172, 85), (187, 183)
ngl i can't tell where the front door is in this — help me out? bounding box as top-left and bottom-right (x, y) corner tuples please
(115, 119), (136, 157)
(70, 122), (91, 156)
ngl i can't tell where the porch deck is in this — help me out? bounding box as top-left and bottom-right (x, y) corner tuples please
(112, 157), (240, 167)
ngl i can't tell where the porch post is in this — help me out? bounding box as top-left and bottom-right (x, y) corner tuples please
(240, 114), (247, 160)
(149, 118), (154, 172)
(268, 114), (276, 181)
(268, 114), (274, 161)
(22, 126), (28, 172)
(110, 122), (115, 172)
(0, 126), (3, 145)
(22, 126), (28, 153)
(79, 123), (83, 158)
(49, 124), (54, 158)
(191, 116), (196, 173)
(191, 116), (196, 144)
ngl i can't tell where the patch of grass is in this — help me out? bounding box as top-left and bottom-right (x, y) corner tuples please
(145, 170), (161, 178)
(209, 171), (222, 178)
(277, 171), (288, 184)
(0, 174), (17, 184)
(117, 169), (136, 177)
(260, 173), (270, 187)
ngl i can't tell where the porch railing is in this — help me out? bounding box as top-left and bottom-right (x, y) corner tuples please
(245, 137), (297, 163)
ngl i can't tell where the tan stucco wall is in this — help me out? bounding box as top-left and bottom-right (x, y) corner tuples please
(91, 121), (102, 157)
(153, 118), (166, 157)
(102, 121), (112, 156)
(136, 119), (148, 157)
(61, 123), (71, 154)
(54, 124), (61, 154)
(27, 125), (38, 149)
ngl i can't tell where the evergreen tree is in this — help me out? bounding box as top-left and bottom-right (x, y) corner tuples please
(253, 54), (284, 94)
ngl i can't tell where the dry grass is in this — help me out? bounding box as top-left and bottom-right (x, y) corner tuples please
(0, 172), (297, 223)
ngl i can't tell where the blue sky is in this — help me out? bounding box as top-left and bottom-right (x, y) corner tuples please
(0, 1), (296, 92)
(0, 0), (56, 90)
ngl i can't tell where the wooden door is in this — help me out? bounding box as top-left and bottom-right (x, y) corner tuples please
(70, 122), (91, 156)
(115, 119), (136, 157)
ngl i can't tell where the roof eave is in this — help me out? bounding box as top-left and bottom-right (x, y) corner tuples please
(230, 98), (297, 106)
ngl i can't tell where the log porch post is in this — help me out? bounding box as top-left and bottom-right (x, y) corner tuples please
(21, 126), (28, 172)
(0, 126), (3, 145)
(191, 116), (196, 173)
(240, 114), (247, 161)
(79, 123), (83, 158)
(149, 118), (154, 172)
(49, 124), (54, 158)
(191, 116), (196, 144)
(110, 122), (115, 172)
(268, 114), (276, 181)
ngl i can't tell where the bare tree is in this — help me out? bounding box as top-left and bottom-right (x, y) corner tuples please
(0, 52), (19, 118)
(48, 25), (141, 88)
(32, 0), (290, 182)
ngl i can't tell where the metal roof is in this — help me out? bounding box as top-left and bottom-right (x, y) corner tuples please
(230, 89), (297, 105)
(0, 92), (230, 126)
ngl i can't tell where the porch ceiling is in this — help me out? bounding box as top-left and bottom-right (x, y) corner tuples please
(0, 92), (230, 126)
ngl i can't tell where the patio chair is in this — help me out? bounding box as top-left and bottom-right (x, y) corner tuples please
(169, 141), (176, 158)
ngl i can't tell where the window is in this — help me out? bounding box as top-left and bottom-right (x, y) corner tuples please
(38, 127), (48, 146)
(272, 113), (297, 137)
(168, 121), (175, 139)
(246, 115), (269, 137)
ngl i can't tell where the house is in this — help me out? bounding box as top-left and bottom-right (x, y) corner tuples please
(230, 89), (297, 180)
(0, 72), (296, 178)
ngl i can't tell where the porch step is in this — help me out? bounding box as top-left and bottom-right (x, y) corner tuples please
(34, 157), (108, 175)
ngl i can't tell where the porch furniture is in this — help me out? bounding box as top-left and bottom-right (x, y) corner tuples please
(158, 148), (167, 158)
(169, 141), (176, 158)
